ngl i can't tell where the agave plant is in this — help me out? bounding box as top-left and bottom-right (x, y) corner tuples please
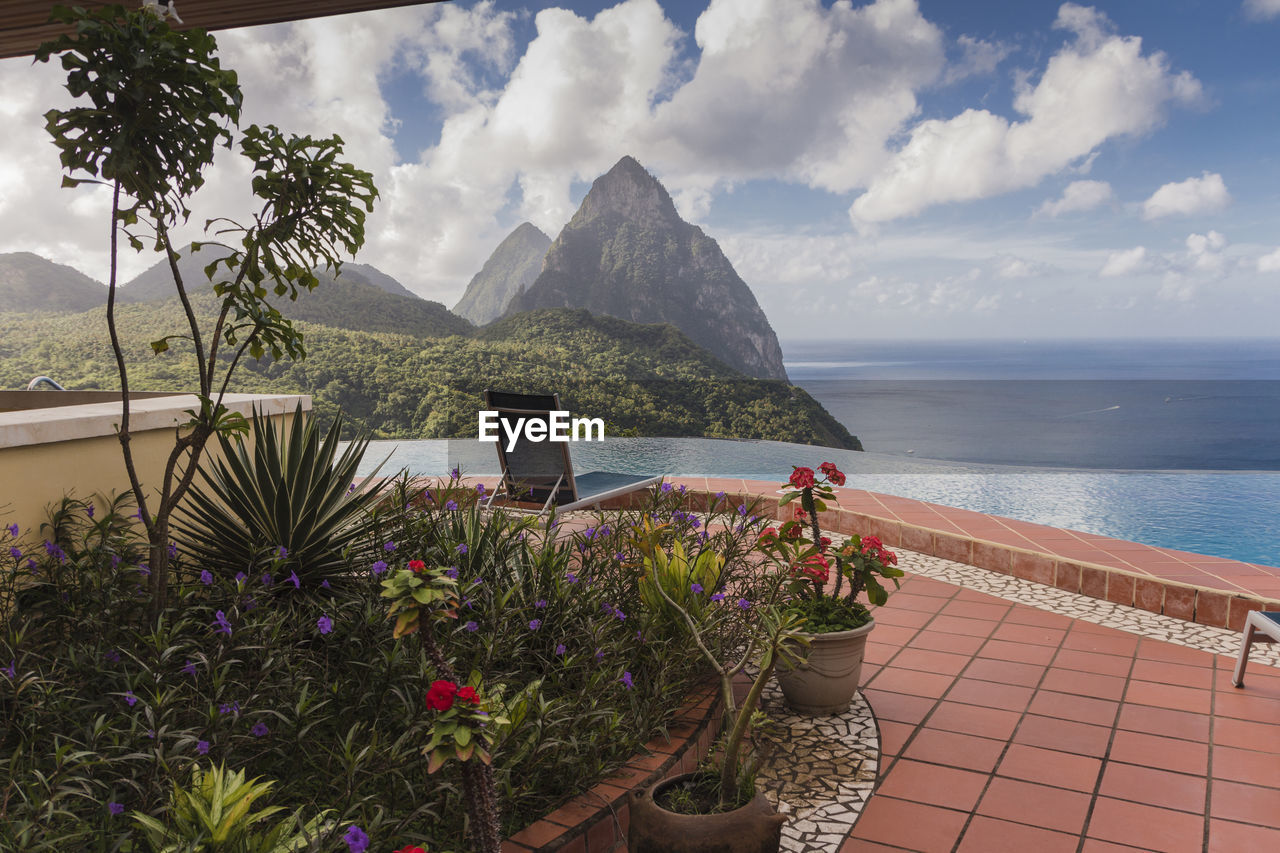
(174, 405), (390, 586)
(132, 763), (333, 852)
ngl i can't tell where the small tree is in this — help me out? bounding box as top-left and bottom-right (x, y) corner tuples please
(36, 5), (378, 614)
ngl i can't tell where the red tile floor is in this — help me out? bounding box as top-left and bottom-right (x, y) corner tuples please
(843, 572), (1280, 853)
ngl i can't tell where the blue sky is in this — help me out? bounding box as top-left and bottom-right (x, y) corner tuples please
(1, 0), (1278, 339)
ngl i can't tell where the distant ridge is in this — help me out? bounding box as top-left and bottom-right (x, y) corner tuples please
(507, 156), (788, 381)
(452, 222), (551, 325)
(0, 252), (106, 313)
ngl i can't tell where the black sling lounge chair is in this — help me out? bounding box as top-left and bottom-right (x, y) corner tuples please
(481, 390), (660, 514)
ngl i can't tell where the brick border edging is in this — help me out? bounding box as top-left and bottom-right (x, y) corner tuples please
(502, 681), (721, 853)
(618, 487), (1280, 635)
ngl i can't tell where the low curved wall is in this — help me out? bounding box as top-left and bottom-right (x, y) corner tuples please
(503, 681), (720, 852)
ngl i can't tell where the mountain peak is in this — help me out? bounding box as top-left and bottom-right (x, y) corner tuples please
(576, 155), (679, 226)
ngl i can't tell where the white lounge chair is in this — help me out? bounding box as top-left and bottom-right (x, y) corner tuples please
(1231, 610), (1280, 688)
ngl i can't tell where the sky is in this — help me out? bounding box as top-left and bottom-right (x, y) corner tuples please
(1, 0), (1278, 340)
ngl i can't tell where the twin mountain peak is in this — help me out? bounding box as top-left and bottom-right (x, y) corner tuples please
(454, 155), (788, 381)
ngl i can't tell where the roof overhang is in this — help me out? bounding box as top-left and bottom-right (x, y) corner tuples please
(1, 0), (449, 60)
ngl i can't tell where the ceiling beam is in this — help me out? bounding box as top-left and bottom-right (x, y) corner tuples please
(1, 0), (447, 60)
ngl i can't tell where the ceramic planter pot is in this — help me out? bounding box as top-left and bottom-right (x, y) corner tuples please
(627, 772), (785, 853)
(776, 618), (875, 716)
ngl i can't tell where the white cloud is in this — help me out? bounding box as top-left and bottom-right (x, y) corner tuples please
(850, 3), (1201, 225)
(943, 34), (1011, 84)
(1244, 0), (1280, 20)
(1035, 180), (1113, 218)
(1185, 230), (1227, 274)
(1100, 246), (1148, 277)
(995, 255), (1050, 278)
(1259, 247), (1280, 272)
(1141, 172), (1231, 219)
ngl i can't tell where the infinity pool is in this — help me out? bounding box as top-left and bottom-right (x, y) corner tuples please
(353, 437), (1280, 567)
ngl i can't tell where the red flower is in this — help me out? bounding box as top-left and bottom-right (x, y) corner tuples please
(794, 508), (809, 523)
(789, 467), (815, 489)
(861, 535), (883, 551)
(395, 847), (427, 853)
(425, 680), (457, 711)
(456, 685), (480, 704)
(408, 559), (426, 573)
(757, 527), (779, 545)
(818, 462), (846, 486)
(819, 536), (831, 552)
(797, 553), (830, 585)
(783, 521), (803, 539)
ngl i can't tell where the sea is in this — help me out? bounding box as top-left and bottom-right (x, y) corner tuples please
(355, 339), (1280, 567)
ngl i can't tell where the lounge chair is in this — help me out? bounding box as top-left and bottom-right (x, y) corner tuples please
(1231, 610), (1280, 688)
(480, 390), (661, 514)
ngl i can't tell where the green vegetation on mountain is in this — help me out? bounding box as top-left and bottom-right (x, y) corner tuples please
(0, 296), (860, 449)
(0, 252), (108, 313)
(452, 222), (551, 324)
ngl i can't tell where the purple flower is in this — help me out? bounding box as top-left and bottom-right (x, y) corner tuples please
(661, 482), (673, 493)
(476, 483), (486, 494)
(3, 659), (15, 679)
(110, 554), (121, 569)
(464, 620), (478, 632)
(86, 504), (95, 519)
(690, 517), (701, 529)
(137, 564), (150, 577)
(445, 567), (459, 579)
(615, 551), (625, 561)
(711, 593), (726, 602)
(445, 500), (458, 511)
(449, 467), (460, 479)
(321, 579), (331, 589)
(107, 802), (124, 816)
(213, 610), (232, 636)
(261, 573), (273, 587)
(8, 546), (20, 560)
(43, 541), (65, 562)
(196, 740), (209, 755)
(5, 523), (18, 537)
(715, 491), (726, 501)
(124, 691), (138, 707)
(105, 649), (121, 663)
(371, 560), (388, 576)
(251, 721), (269, 737)
(348, 483), (357, 493)
(168, 542), (178, 559)
(200, 569), (213, 586)
(691, 582), (703, 594)
(584, 527), (596, 539)
(383, 541), (397, 553)
(344, 824), (370, 853)
(235, 572), (247, 585)
(620, 671), (634, 690)
(556, 643), (566, 655)
(566, 572), (578, 584)
(678, 484), (687, 494)
(738, 504), (748, 516)
(219, 701), (240, 716)
(317, 615), (333, 635)
(535, 599), (547, 609)
(456, 544), (468, 554)
(737, 598), (751, 610)
(288, 570), (300, 589)
(614, 607), (626, 621)
(594, 648), (604, 662)
(182, 660), (197, 677)
(529, 619), (541, 631)
(276, 545), (288, 559)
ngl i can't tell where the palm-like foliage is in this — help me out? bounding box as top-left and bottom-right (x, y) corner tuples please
(174, 405), (389, 585)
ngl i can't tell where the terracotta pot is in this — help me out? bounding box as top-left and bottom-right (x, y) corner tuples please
(627, 772), (785, 853)
(776, 618), (875, 715)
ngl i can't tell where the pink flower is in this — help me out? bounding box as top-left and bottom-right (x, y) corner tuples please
(789, 467), (815, 489)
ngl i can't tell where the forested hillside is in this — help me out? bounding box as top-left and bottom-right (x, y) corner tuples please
(0, 298), (860, 449)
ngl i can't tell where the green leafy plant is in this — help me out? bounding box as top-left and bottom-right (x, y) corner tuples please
(131, 763), (333, 851)
(174, 404), (387, 585)
(36, 4), (377, 616)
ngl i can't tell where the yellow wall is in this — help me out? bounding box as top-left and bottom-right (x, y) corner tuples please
(0, 392), (308, 546)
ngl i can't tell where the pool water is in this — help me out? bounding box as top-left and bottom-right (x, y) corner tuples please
(353, 437), (1280, 567)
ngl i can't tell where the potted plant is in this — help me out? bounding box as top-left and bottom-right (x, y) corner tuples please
(625, 520), (804, 853)
(762, 463), (903, 715)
